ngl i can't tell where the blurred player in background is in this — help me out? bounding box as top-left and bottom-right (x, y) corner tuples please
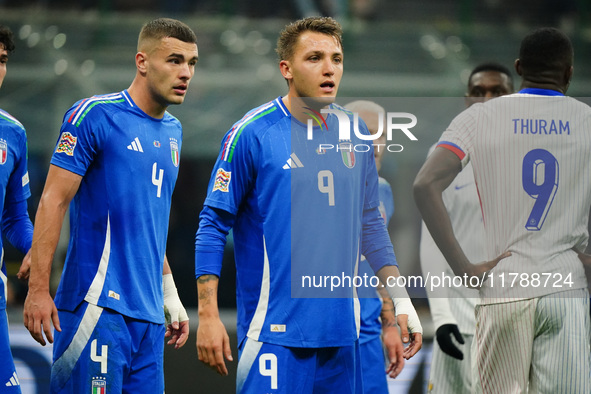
(420, 63), (513, 393)
(23, 18), (198, 392)
(195, 16), (422, 393)
(0, 24), (34, 393)
(344, 100), (405, 393)
(414, 27), (591, 393)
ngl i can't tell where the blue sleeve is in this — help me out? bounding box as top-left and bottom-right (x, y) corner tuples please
(378, 177), (395, 226)
(2, 198), (33, 255)
(195, 205), (236, 278)
(361, 204), (397, 273)
(50, 102), (102, 177)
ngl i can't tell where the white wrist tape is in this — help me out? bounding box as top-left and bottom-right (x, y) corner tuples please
(385, 284), (423, 334)
(163, 273), (189, 323)
(393, 297), (423, 334)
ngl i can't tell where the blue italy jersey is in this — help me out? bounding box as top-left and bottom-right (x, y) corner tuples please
(358, 177), (394, 343)
(201, 97), (393, 348)
(0, 109), (31, 310)
(51, 91), (181, 324)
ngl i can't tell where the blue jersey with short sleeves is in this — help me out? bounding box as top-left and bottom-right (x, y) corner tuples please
(200, 97), (394, 348)
(0, 109), (31, 310)
(358, 177), (394, 343)
(51, 90), (181, 324)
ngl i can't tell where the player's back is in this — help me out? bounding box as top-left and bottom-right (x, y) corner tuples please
(442, 92), (591, 299)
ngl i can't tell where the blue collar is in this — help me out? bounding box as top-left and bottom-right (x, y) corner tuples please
(518, 88), (564, 96)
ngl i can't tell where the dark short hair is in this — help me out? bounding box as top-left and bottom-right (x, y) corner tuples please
(519, 27), (573, 74)
(0, 25), (15, 54)
(138, 18), (197, 50)
(276, 16), (342, 61)
(468, 62), (514, 89)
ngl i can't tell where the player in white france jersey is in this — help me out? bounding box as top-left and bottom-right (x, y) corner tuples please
(420, 63), (514, 394)
(23, 18), (198, 393)
(195, 17), (421, 393)
(414, 27), (590, 393)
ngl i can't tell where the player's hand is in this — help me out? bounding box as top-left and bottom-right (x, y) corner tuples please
(467, 251), (512, 288)
(164, 305), (189, 349)
(396, 313), (423, 359)
(23, 289), (60, 346)
(393, 297), (423, 359)
(196, 316), (233, 376)
(435, 324), (464, 360)
(17, 249), (31, 281)
(572, 246), (591, 266)
(163, 274), (189, 349)
(382, 324), (405, 378)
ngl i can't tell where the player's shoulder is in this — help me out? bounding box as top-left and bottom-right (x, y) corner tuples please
(228, 97), (288, 138)
(0, 108), (26, 135)
(162, 110), (182, 129)
(64, 91), (131, 127)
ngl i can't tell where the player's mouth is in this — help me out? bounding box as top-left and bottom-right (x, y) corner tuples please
(320, 81), (335, 93)
(173, 84), (188, 95)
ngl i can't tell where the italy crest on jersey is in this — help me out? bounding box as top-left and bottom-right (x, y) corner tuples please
(0, 140), (7, 165)
(339, 141), (355, 168)
(91, 376), (106, 394)
(56, 132), (77, 156)
(170, 139), (179, 167)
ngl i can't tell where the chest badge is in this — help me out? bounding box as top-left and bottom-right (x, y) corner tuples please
(170, 139), (179, 167)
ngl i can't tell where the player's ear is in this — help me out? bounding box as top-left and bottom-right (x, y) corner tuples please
(565, 65), (573, 85)
(136, 51), (148, 75)
(279, 59), (293, 81)
(514, 59), (523, 76)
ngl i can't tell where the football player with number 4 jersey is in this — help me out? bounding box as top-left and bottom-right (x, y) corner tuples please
(414, 27), (591, 393)
(195, 17), (422, 393)
(24, 18), (198, 393)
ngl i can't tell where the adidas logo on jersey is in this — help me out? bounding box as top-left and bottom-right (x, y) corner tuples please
(282, 153), (303, 169)
(127, 137), (143, 152)
(5, 372), (20, 387)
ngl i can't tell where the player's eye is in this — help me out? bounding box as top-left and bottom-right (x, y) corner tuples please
(470, 89), (485, 97)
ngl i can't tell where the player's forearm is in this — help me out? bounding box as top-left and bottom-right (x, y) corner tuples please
(414, 181), (472, 276)
(379, 290), (397, 328)
(197, 274), (221, 318)
(163, 254), (172, 275)
(376, 265), (407, 300)
(28, 196), (67, 292)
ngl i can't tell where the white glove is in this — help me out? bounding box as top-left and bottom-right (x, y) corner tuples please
(163, 274), (189, 325)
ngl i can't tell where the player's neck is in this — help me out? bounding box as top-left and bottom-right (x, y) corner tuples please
(127, 82), (167, 119)
(282, 95), (331, 125)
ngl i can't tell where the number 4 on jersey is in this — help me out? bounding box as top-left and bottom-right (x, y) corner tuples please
(152, 162), (164, 198)
(90, 339), (108, 374)
(522, 149), (558, 231)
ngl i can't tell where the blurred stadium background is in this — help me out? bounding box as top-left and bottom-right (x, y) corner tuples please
(2, 0), (591, 392)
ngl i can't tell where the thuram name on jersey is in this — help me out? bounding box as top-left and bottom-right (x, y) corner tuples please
(512, 118), (571, 135)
